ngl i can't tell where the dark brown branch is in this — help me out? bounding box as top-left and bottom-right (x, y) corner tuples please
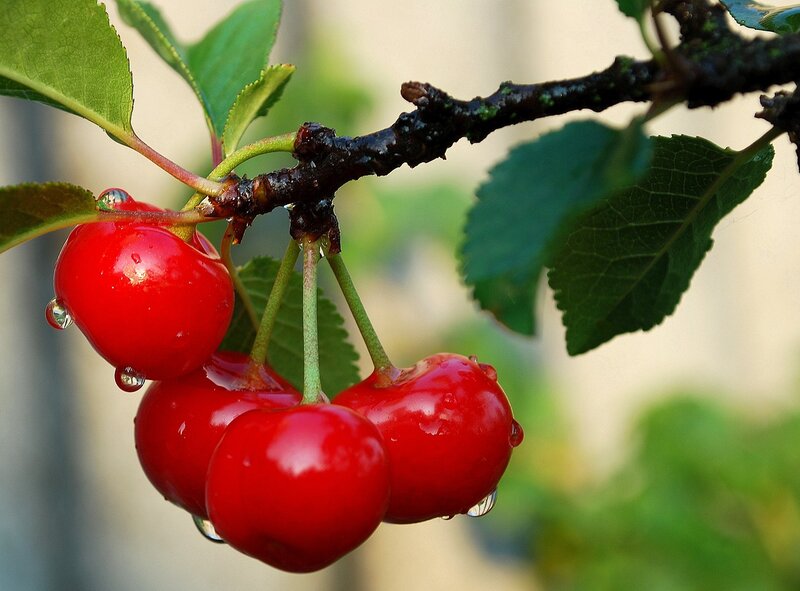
(199, 0), (800, 242)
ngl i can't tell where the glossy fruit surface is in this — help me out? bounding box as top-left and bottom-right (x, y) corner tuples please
(334, 353), (521, 523)
(53, 198), (233, 381)
(135, 351), (301, 518)
(206, 404), (390, 573)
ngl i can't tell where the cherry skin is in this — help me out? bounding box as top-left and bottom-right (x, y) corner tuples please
(334, 353), (522, 523)
(134, 351), (301, 519)
(52, 196), (233, 381)
(205, 404), (391, 573)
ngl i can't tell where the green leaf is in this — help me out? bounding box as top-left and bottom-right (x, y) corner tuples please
(222, 64), (295, 155)
(0, 0), (134, 140)
(220, 256), (360, 395)
(460, 119), (651, 335)
(117, 0), (284, 150)
(720, 1), (800, 34)
(616, 0), (650, 21)
(0, 183), (99, 254)
(548, 135), (774, 355)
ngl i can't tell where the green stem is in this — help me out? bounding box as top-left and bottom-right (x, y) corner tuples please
(220, 223), (260, 334)
(181, 132), (297, 212)
(124, 134), (225, 196)
(211, 133), (297, 179)
(249, 239), (301, 365)
(325, 250), (394, 372)
(301, 237), (325, 404)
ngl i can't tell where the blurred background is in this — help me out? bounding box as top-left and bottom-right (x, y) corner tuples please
(3, 1), (800, 589)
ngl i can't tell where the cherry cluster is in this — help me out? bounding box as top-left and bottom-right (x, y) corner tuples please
(47, 190), (523, 573)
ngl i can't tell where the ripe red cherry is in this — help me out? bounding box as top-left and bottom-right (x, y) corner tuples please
(134, 351), (301, 519)
(51, 194), (233, 382)
(205, 404), (390, 573)
(334, 353), (522, 523)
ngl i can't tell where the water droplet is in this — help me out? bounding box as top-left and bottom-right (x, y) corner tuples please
(192, 515), (225, 544)
(509, 419), (524, 447)
(131, 253), (141, 264)
(45, 299), (72, 330)
(440, 514), (455, 521)
(468, 354), (479, 363)
(478, 362), (498, 382)
(97, 188), (131, 210)
(114, 367), (145, 392)
(467, 489), (497, 518)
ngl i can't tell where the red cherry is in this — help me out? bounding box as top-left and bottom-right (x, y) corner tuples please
(206, 404), (390, 573)
(135, 351), (301, 518)
(334, 353), (522, 523)
(52, 195), (233, 382)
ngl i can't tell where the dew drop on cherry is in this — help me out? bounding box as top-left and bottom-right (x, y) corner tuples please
(45, 298), (73, 330)
(96, 188), (131, 210)
(466, 489), (497, 518)
(440, 514), (455, 521)
(509, 419), (524, 447)
(192, 515), (225, 544)
(114, 366), (145, 392)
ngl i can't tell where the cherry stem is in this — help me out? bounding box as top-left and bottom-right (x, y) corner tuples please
(124, 133), (225, 196)
(249, 239), (300, 366)
(301, 236), (325, 404)
(324, 249), (394, 372)
(221, 222), (260, 334)
(181, 132), (298, 212)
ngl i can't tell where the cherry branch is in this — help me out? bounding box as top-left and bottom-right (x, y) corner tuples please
(199, 0), (800, 242)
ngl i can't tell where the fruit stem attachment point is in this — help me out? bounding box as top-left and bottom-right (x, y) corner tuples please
(221, 223), (260, 333)
(324, 248), (394, 372)
(249, 239), (301, 366)
(301, 236), (326, 404)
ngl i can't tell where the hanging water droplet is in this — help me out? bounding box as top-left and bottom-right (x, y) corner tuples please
(114, 366), (145, 392)
(440, 514), (455, 521)
(45, 298), (73, 330)
(509, 419), (524, 448)
(192, 515), (225, 544)
(96, 188), (131, 210)
(467, 489), (497, 518)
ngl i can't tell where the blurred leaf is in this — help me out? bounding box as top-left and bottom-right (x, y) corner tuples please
(548, 135), (773, 355)
(461, 119), (651, 335)
(0, 183), (99, 254)
(117, 0), (283, 148)
(0, 0), (134, 140)
(220, 256), (359, 395)
(720, 1), (800, 34)
(617, 0), (650, 20)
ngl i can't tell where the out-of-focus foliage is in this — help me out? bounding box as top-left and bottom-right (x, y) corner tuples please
(477, 388), (800, 590)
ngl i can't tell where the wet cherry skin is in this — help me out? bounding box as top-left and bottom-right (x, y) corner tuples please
(53, 198), (233, 381)
(135, 351), (301, 519)
(334, 353), (522, 523)
(205, 404), (391, 573)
